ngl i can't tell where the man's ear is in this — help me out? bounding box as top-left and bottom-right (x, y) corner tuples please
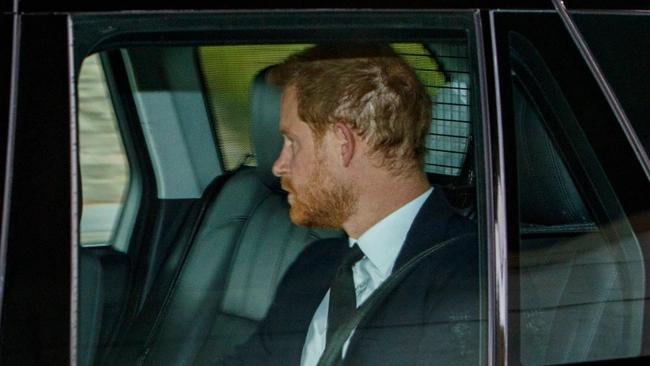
(334, 122), (356, 168)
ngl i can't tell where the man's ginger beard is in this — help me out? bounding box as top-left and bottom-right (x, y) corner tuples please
(281, 155), (357, 229)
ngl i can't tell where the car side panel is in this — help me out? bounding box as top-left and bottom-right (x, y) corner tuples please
(0, 14), (73, 366)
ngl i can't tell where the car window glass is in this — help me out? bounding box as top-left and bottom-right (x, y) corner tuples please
(75, 18), (486, 364)
(78, 54), (130, 246)
(509, 32), (646, 365)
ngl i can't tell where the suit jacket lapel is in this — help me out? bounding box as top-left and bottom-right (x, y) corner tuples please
(343, 188), (466, 365)
(393, 187), (455, 271)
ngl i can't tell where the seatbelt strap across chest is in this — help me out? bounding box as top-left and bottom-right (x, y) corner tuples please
(316, 233), (476, 366)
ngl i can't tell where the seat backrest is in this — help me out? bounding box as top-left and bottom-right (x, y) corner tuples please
(513, 81), (644, 364)
(106, 68), (343, 366)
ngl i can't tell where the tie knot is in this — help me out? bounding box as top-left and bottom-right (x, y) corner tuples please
(340, 244), (364, 267)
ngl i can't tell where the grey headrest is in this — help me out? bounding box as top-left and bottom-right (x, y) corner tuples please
(250, 67), (283, 188)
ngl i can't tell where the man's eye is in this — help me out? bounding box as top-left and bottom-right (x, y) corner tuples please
(285, 138), (295, 149)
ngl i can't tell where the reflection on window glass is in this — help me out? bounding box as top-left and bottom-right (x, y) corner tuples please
(78, 54), (130, 246)
(510, 33), (645, 365)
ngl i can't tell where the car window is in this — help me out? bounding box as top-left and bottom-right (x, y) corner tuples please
(77, 41), (485, 366)
(508, 30), (647, 365)
(78, 54), (130, 246)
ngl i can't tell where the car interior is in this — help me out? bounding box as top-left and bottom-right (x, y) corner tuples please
(75, 35), (645, 366)
(77, 41), (479, 366)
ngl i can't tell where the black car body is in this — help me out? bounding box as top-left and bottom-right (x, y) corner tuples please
(1, 0), (649, 365)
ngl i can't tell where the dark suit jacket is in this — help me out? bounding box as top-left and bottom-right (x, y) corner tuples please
(216, 188), (480, 365)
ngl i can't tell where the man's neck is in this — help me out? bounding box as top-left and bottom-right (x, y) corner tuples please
(342, 172), (431, 238)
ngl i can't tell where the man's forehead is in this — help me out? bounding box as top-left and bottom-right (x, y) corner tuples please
(279, 87), (298, 133)
(278, 103), (291, 132)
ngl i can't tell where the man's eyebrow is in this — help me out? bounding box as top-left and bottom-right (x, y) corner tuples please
(279, 127), (293, 138)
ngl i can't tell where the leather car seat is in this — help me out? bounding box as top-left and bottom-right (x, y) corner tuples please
(105, 68), (342, 366)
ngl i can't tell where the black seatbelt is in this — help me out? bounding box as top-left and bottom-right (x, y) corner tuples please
(316, 233), (476, 366)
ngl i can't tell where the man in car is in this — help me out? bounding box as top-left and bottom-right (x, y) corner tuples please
(216, 44), (479, 366)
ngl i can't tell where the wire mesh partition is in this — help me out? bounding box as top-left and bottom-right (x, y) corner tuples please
(199, 42), (472, 176)
(396, 42), (472, 177)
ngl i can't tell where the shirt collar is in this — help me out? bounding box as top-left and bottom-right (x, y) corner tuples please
(348, 187), (433, 277)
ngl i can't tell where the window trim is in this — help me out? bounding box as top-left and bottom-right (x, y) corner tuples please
(98, 50), (156, 254)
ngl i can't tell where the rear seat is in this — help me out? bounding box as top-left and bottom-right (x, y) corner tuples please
(105, 68), (343, 366)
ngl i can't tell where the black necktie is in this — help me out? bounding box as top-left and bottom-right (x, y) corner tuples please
(326, 244), (364, 348)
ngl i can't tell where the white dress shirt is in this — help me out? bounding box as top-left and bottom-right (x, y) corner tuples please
(300, 188), (433, 366)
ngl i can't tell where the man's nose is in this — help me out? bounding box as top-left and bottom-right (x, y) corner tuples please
(272, 149), (288, 177)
